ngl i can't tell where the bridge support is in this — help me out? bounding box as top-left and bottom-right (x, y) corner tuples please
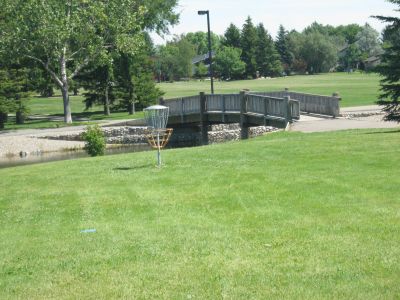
(283, 95), (292, 130)
(199, 92), (209, 145)
(240, 91), (249, 139)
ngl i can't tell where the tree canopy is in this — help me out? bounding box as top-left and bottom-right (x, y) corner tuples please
(0, 0), (178, 123)
(374, 0), (400, 122)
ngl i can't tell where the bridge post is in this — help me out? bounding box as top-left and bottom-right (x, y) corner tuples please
(283, 95), (292, 130)
(332, 92), (341, 118)
(199, 92), (209, 145)
(240, 90), (249, 139)
(284, 87), (289, 97)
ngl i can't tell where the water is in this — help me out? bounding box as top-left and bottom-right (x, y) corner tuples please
(0, 144), (151, 169)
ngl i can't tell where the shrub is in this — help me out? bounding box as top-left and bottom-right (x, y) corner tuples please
(82, 125), (106, 157)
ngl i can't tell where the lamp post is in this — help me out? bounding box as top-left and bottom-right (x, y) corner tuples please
(197, 10), (214, 94)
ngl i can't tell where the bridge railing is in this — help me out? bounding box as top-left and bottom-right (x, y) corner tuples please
(247, 93), (300, 121)
(290, 99), (301, 120)
(288, 91), (340, 117)
(206, 94), (240, 112)
(166, 95), (201, 116)
(163, 92), (301, 121)
(252, 90), (340, 117)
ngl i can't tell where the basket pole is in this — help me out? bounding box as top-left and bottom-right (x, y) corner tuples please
(157, 131), (161, 166)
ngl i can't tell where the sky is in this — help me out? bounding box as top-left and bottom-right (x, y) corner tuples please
(151, 0), (398, 44)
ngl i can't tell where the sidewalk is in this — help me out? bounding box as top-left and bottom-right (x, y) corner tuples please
(291, 106), (398, 133)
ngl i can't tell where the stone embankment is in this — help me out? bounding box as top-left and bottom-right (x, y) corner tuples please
(45, 125), (278, 146)
(0, 124), (278, 157)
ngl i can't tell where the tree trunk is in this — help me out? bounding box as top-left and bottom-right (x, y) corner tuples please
(61, 87), (72, 123)
(16, 111), (25, 124)
(60, 54), (72, 123)
(0, 112), (7, 129)
(104, 83), (110, 116)
(128, 102), (135, 115)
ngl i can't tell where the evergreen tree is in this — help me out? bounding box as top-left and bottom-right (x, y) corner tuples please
(130, 53), (164, 111)
(240, 17), (258, 78)
(114, 53), (136, 114)
(29, 67), (55, 97)
(276, 25), (293, 74)
(374, 2), (400, 122)
(0, 66), (30, 127)
(256, 24), (283, 77)
(78, 61), (115, 116)
(223, 23), (241, 48)
(115, 50), (163, 113)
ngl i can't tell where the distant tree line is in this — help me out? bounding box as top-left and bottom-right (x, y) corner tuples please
(154, 18), (384, 82)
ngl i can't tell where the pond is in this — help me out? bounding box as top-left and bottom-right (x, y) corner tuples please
(0, 144), (151, 169)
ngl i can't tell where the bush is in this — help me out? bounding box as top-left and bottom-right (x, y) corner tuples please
(82, 125), (106, 157)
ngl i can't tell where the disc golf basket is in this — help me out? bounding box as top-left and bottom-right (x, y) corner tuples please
(143, 105), (173, 167)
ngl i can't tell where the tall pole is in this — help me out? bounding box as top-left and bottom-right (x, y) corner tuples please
(206, 12), (214, 94)
(198, 10), (214, 94)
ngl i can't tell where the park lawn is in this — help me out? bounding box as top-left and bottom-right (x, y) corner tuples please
(0, 129), (399, 298)
(158, 72), (382, 107)
(2, 95), (144, 130)
(29, 95), (144, 120)
(3, 72), (379, 130)
(28, 95), (91, 115)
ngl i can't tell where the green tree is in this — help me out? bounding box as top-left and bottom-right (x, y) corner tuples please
(0, 66), (30, 128)
(374, 2), (400, 122)
(214, 46), (245, 80)
(240, 17), (258, 78)
(256, 24), (283, 77)
(0, 0), (178, 124)
(222, 23), (241, 48)
(355, 23), (382, 58)
(78, 60), (115, 116)
(195, 62), (209, 80)
(339, 43), (362, 70)
(113, 39), (163, 114)
(300, 32), (338, 74)
(335, 24), (363, 44)
(156, 37), (196, 81)
(29, 67), (56, 97)
(276, 25), (293, 74)
(184, 31), (220, 55)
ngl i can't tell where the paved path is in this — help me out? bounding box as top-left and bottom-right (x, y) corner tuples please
(292, 105), (399, 133)
(340, 105), (383, 114)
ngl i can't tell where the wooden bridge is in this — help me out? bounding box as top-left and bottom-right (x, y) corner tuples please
(160, 89), (341, 145)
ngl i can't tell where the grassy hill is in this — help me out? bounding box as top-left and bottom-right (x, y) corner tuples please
(159, 72), (381, 107)
(1, 129), (399, 298)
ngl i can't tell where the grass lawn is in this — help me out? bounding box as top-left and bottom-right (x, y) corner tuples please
(0, 129), (399, 298)
(3, 95), (143, 130)
(2, 72), (380, 130)
(158, 72), (382, 107)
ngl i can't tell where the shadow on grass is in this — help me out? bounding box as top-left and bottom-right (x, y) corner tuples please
(114, 164), (152, 171)
(364, 129), (400, 135)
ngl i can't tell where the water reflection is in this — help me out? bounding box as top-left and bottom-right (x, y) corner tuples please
(0, 144), (151, 169)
